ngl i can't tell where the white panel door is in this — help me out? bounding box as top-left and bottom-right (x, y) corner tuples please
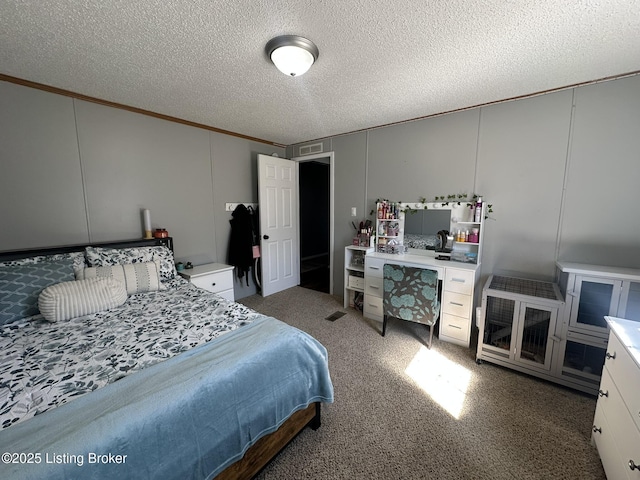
(258, 154), (299, 296)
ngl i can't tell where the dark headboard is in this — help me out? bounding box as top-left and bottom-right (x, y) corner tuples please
(0, 237), (173, 262)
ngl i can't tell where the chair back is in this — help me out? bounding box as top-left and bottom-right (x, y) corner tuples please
(383, 264), (440, 326)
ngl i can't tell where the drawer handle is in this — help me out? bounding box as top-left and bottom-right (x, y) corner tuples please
(368, 303), (378, 308)
(451, 278), (466, 283)
(211, 283), (216, 286)
(448, 324), (462, 330)
(369, 266), (380, 270)
(598, 389), (608, 398)
(605, 351), (616, 360)
(369, 285), (379, 290)
(449, 301), (464, 307)
(630, 460), (640, 471)
(592, 426), (601, 434)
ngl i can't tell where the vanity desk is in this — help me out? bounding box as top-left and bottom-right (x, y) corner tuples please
(356, 200), (486, 347)
(363, 250), (479, 347)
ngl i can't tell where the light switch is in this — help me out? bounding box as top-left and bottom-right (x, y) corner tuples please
(351, 207), (357, 217)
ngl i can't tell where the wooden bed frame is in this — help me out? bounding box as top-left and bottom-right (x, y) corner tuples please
(0, 237), (323, 479)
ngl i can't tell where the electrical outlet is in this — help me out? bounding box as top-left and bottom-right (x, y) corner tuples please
(351, 207), (357, 217)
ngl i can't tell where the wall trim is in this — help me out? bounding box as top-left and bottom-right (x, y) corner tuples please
(292, 70), (640, 146)
(0, 74), (285, 148)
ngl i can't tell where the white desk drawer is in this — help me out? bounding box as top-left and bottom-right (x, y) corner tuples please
(364, 294), (383, 321)
(365, 275), (383, 297)
(604, 332), (640, 432)
(444, 268), (474, 295)
(191, 271), (234, 295)
(440, 313), (470, 342)
(365, 257), (385, 278)
(442, 290), (472, 318)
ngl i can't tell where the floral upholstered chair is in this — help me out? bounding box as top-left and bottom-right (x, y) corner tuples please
(382, 264), (441, 348)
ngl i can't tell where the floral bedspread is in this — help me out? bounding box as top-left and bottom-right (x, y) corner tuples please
(0, 278), (264, 430)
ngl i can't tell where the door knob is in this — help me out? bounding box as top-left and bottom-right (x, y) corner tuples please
(263, 235), (269, 240)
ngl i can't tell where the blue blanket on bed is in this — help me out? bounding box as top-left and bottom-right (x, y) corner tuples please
(0, 316), (334, 479)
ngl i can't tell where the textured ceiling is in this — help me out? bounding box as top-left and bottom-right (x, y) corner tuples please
(1, 1), (639, 146)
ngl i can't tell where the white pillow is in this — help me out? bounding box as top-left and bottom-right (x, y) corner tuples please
(75, 260), (164, 295)
(39, 278), (127, 322)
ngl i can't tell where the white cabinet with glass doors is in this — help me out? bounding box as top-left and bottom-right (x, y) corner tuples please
(555, 261), (640, 392)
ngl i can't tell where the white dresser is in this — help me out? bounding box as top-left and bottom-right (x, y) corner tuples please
(592, 316), (640, 479)
(363, 250), (479, 347)
(178, 263), (235, 302)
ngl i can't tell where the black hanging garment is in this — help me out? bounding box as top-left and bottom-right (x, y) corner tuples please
(228, 204), (254, 285)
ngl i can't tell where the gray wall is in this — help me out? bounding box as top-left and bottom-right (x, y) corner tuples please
(2, 74), (639, 301)
(294, 74), (640, 295)
(0, 81), (284, 299)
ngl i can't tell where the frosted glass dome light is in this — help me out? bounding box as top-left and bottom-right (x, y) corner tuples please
(266, 36), (319, 77)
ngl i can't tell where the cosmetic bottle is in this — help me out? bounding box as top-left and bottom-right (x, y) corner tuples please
(474, 197), (483, 223)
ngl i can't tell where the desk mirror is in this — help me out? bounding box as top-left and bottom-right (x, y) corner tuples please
(401, 202), (471, 254)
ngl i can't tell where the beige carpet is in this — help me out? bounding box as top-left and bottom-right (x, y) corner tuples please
(239, 287), (606, 480)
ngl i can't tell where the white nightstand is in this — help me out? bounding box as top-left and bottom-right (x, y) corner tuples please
(178, 263), (235, 302)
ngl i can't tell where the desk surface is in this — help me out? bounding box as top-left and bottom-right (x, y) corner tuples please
(368, 250), (479, 274)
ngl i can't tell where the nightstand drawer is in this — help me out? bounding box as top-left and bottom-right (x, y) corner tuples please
(191, 271), (233, 294)
(179, 263), (235, 301)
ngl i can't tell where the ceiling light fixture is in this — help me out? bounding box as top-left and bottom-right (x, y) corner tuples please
(266, 35), (319, 77)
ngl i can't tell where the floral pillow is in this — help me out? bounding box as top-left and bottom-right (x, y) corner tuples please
(85, 246), (176, 281)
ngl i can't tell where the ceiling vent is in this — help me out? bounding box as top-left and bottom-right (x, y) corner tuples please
(298, 143), (323, 156)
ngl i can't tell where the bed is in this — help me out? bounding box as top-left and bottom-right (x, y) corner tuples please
(0, 238), (334, 479)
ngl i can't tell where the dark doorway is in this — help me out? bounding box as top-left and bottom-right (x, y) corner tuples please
(299, 160), (330, 293)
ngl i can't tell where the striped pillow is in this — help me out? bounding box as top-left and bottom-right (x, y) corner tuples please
(39, 277), (127, 322)
(75, 261), (164, 295)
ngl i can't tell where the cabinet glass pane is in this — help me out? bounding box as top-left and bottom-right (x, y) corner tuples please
(483, 296), (515, 351)
(576, 281), (613, 328)
(520, 307), (551, 365)
(626, 281), (640, 321)
(563, 340), (606, 377)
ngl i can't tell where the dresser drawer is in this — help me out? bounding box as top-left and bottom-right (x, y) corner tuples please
(595, 368), (640, 477)
(592, 401), (633, 480)
(365, 275), (384, 298)
(444, 268), (474, 295)
(363, 294), (383, 322)
(364, 257), (385, 278)
(442, 290), (472, 318)
(605, 332), (640, 432)
(440, 312), (470, 343)
(190, 271), (234, 295)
